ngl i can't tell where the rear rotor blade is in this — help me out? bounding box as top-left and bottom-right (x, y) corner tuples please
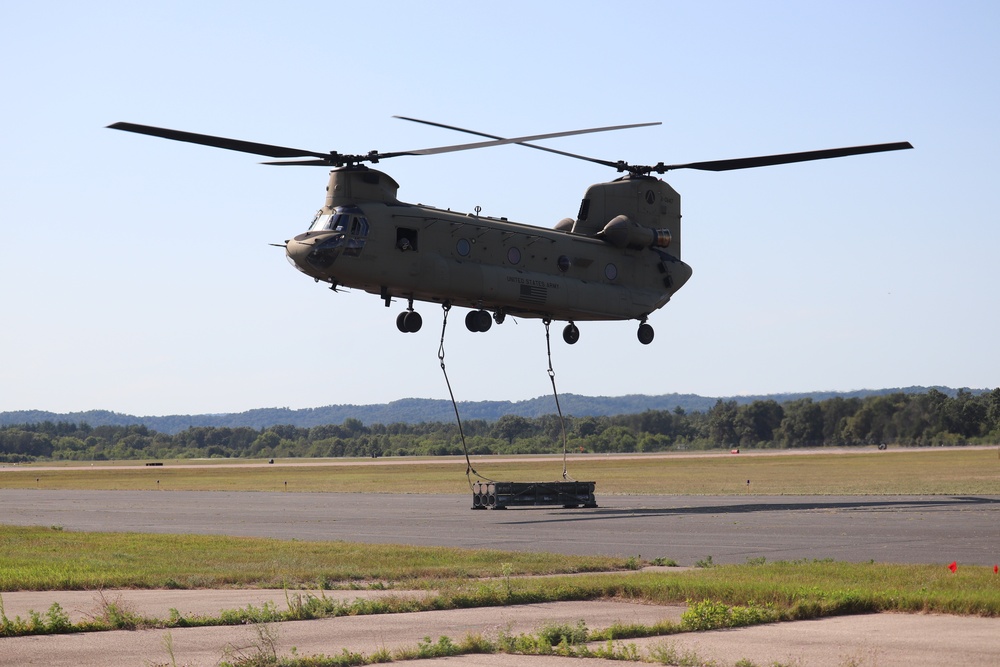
(392, 116), (648, 169)
(395, 118), (912, 176)
(378, 121), (661, 160)
(107, 122), (331, 160)
(654, 142), (914, 173)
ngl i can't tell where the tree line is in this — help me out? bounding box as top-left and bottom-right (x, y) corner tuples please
(1, 388), (998, 463)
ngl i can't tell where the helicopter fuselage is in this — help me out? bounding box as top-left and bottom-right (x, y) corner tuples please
(284, 167), (693, 327)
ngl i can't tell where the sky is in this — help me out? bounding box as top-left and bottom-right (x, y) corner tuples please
(1, 1), (998, 416)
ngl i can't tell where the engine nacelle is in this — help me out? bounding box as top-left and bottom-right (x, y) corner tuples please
(597, 215), (672, 249)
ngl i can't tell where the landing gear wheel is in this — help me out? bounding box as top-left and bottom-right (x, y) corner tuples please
(404, 310), (422, 333)
(637, 322), (654, 345)
(397, 310), (422, 333)
(563, 323), (580, 345)
(465, 309), (492, 332)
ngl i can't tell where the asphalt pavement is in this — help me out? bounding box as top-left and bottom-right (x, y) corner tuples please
(3, 489), (998, 565)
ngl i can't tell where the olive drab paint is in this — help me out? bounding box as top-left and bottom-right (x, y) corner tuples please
(285, 166), (693, 334)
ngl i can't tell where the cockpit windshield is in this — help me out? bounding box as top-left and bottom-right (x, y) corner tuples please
(305, 205), (369, 260)
(308, 206), (369, 236)
(308, 213), (333, 232)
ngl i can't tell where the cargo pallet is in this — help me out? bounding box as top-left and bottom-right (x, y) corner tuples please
(471, 481), (597, 509)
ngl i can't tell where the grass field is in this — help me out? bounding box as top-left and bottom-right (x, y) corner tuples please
(3, 524), (998, 641)
(2, 447), (999, 495)
(0, 525), (627, 591)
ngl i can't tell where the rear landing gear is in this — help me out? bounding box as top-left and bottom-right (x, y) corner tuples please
(637, 321), (654, 345)
(563, 322), (580, 345)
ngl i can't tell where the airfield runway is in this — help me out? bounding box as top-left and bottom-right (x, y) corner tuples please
(3, 489), (999, 565)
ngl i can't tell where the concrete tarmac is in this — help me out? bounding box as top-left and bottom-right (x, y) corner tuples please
(0, 599), (686, 666)
(3, 489), (999, 665)
(1, 595), (997, 666)
(0, 588), (427, 625)
(2, 489), (998, 565)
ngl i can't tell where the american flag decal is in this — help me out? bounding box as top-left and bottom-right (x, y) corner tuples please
(519, 284), (547, 304)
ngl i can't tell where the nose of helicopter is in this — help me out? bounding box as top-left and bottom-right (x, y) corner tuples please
(284, 236), (311, 273)
(284, 231), (345, 277)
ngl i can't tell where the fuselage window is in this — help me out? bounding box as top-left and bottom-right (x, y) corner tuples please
(396, 228), (418, 252)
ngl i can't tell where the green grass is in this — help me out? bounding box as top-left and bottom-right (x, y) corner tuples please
(4, 448), (999, 495)
(4, 527), (999, 641)
(4, 526), (999, 616)
(0, 525), (626, 591)
(598, 560), (1000, 617)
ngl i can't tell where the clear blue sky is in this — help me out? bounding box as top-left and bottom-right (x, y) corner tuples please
(2, 1), (997, 416)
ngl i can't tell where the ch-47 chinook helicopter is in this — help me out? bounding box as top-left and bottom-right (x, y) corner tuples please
(108, 119), (912, 345)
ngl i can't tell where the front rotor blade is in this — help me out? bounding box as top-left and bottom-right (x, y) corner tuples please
(260, 159), (333, 166)
(657, 142), (914, 173)
(107, 122), (330, 160)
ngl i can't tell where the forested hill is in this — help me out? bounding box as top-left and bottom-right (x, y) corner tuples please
(0, 387), (974, 435)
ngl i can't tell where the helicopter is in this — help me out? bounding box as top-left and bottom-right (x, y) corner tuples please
(108, 119), (912, 345)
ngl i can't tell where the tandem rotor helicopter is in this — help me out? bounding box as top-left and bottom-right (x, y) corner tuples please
(109, 118), (912, 345)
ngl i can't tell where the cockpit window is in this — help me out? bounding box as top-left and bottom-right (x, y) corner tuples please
(333, 214), (351, 232)
(308, 206), (369, 235)
(309, 213), (333, 232)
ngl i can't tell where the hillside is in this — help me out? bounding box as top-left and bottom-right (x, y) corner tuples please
(0, 386), (976, 435)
